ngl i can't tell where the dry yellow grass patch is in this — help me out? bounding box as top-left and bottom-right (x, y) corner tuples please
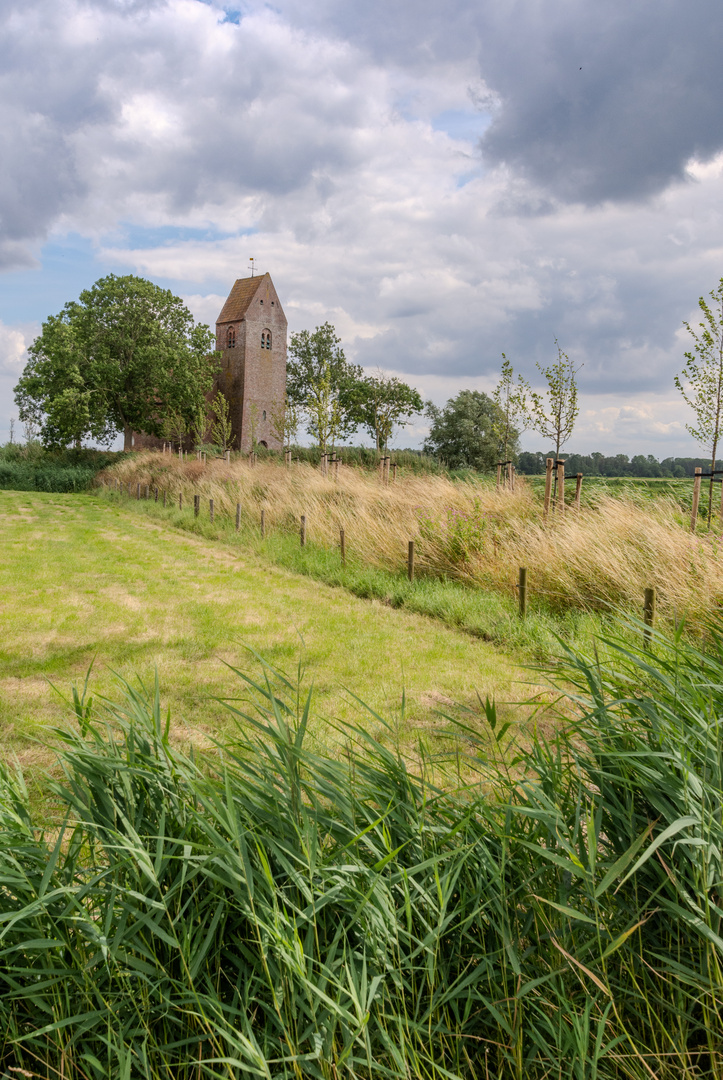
(108, 452), (723, 625)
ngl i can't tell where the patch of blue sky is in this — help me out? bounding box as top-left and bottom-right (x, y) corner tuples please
(0, 234), (101, 324)
(432, 109), (491, 143)
(0, 223), (256, 324)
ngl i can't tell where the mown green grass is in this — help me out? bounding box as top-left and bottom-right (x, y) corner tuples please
(108, 484), (638, 660)
(0, 490), (535, 777)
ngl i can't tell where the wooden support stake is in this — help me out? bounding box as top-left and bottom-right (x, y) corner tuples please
(643, 587), (656, 649)
(226, 451), (231, 465)
(391, 462), (397, 482)
(574, 473), (583, 511)
(511, 464), (516, 491)
(209, 499), (214, 523)
(340, 527), (346, 566)
(557, 460), (566, 517)
(543, 458), (554, 520)
(154, 487), (159, 502)
(518, 566), (527, 619)
(507, 462), (513, 490)
(136, 483), (141, 500)
(496, 463), (502, 491)
(408, 540), (415, 582)
(691, 467), (702, 532)
(163, 490), (166, 507)
(285, 449), (291, 467)
(260, 509), (265, 537)
(194, 494), (200, 517)
(235, 503), (241, 531)
(300, 515), (306, 547)
(179, 493), (183, 510)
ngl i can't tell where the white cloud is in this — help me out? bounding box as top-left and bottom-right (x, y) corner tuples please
(0, 322), (33, 375)
(0, 0), (722, 457)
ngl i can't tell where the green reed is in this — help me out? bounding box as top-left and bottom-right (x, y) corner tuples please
(1, 620), (723, 1077)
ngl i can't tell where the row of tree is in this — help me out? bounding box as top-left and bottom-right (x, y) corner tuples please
(516, 452), (723, 478)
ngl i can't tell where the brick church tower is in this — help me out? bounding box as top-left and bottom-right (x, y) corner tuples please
(215, 272), (287, 451)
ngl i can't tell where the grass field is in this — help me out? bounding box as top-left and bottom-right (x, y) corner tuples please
(0, 490), (535, 783)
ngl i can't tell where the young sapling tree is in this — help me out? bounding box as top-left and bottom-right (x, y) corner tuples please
(675, 278), (723, 528)
(529, 341), (581, 503)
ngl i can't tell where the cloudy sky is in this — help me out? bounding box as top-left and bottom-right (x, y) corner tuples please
(1, 0), (722, 454)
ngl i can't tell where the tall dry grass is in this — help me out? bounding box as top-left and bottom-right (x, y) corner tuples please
(105, 452), (723, 623)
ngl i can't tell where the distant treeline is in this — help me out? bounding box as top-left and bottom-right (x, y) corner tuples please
(516, 452), (722, 478)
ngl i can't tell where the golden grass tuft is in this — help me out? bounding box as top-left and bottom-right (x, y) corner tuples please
(105, 452), (723, 624)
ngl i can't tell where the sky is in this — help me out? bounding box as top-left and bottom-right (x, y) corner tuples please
(1, 0), (723, 455)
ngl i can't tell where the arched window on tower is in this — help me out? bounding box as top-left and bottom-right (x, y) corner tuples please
(227, 327), (236, 348)
(261, 330), (272, 349)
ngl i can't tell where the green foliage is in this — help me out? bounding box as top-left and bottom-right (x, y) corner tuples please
(423, 389), (508, 470)
(676, 278), (723, 525)
(15, 274), (218, 449)
(0, 445), (123, 491)
(529, 340), (581, 458)
(492, 353), (529, 461)
(352, 371), (423, 451)
(210, 391), (234, 452)
(286, 323), (362, 450)
(3, 621), (723, 1076)
(269, 392), (300, 448)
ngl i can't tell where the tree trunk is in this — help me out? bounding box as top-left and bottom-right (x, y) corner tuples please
(123, 424), (133, 452)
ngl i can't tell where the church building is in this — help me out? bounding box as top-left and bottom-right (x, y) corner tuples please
(215, 272), (287, 451)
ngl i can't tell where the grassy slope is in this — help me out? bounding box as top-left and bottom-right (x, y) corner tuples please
(0, 490), (531, 777)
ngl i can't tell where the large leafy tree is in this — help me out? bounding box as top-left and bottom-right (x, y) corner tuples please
(423, 390), (510, 470)
(675, 279), (723, 527)
(286, 323), (362, 451)
(15, 275), (217, 449)
(353, 371), (423, 451)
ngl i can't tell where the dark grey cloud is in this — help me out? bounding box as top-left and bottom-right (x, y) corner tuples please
(477, 0), (723, 204)
(273, 0), (723, 204)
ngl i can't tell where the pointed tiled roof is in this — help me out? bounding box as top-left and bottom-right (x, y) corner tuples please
(216, 273), (267, 323)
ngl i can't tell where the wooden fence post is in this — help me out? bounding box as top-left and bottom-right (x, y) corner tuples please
(511, 464), (516, 491)
(154, 487), (159, 502)
(557, 460), (566, 518)
(145, 485), (150, 499)
(518, 567), (527, 618)
(340, 527), (346, 567)
(643, 587), (656, 649)
(691, 467), (702, 532)
(391, 462), (397, 482)
(179, 493), (183, 510)
(235, 503), (240, 531)
(543, 458), (554, 520)
(300, 515), (306, 547)
(260, 509), (265, 537)
(507, 462), (513, 490)
(163, 490), (166, 507)
(209, 499), (214, 523)
(408, 540), (415, 582)
(496, 463), (502, 491)
(574, 473), (583, 512)
(194, 494), (200, 518)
